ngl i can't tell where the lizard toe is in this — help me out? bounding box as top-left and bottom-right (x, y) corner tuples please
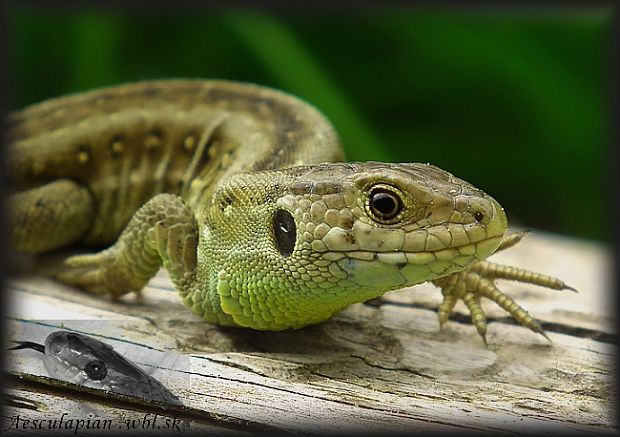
(57, 250), (138, 299)
(432, 264), (550, 344)
(429, 233), (573, 344)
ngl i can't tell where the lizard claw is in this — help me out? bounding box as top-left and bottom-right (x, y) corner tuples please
(433, 268), (551, 345)
(432, 232), (573, 344)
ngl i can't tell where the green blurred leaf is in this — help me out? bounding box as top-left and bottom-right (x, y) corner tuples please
(220, 9), (393, 162)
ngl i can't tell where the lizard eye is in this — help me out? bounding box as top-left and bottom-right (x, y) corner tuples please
(273, 209), (296, 257)
(84, 360), (107, 380)
(368, 187), (403, 222)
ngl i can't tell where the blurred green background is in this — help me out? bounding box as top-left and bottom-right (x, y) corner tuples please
(6, 5), (612, 241)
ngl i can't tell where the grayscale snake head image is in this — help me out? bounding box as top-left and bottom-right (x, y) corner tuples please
(9, 331), (182, 406)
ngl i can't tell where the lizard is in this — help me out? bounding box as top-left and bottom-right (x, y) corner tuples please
(7, 79), (574, 344)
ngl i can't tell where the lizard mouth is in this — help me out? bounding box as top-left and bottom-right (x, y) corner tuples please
(341, 234), (504, 266)
(327, 234), (504, 290)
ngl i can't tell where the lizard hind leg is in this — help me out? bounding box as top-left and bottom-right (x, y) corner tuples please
(56, 193), (199, 300)
(8, 179), (95, 254)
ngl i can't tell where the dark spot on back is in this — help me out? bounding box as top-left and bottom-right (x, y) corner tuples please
(182, 131), (198, 153)
(76, 144), (91, 164)
(145, 129), (163, 151)
(108, 135), (125, 156)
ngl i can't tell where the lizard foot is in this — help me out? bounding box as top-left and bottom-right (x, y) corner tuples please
(431, 231), (576, 346)
(57, 246), (146, 300)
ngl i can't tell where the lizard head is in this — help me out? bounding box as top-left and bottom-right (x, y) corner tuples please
(201, 162), (507, 330)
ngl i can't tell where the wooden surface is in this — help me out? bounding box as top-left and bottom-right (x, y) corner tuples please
(3, 230), (615, 434)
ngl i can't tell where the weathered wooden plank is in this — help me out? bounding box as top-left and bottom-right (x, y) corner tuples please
(3, 386), (243, 435)
(3, 230), (615, 433)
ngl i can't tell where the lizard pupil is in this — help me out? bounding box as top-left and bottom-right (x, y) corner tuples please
(84, 360), (107, 380)
(273, 209), (296, 257)
(369, 189), (401, 220)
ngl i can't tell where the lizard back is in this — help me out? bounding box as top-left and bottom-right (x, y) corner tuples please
(7, 80), (343, 245)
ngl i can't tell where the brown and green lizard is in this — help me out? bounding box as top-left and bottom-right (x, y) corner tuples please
(7, 79), (573, 344)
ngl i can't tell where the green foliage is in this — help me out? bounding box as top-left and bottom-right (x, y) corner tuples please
(7, 6), (611, 240)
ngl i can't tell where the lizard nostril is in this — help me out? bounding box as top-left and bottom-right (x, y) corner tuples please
(474, 211), (484, 222)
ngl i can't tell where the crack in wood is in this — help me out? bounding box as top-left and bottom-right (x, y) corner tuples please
(6, 316), (168, 351)
(4, 372), (289, 434)
(363, 300), (615, 343)
(347, 352), (436, 380)
(2, 393), (43, 411)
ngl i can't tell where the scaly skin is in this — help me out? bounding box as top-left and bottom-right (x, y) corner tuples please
(7, 80), (574, 344)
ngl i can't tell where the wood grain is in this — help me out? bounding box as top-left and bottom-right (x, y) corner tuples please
(3, 230), (615, 434)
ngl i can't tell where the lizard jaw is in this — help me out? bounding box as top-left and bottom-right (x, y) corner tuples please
(332, 234), (504, 290)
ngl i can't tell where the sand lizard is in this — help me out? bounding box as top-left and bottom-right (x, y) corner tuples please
(7, 80), (574, 344)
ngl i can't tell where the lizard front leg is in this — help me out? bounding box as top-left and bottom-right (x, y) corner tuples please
(432, 232), (575, 345)
(57, 194), (198, 300)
